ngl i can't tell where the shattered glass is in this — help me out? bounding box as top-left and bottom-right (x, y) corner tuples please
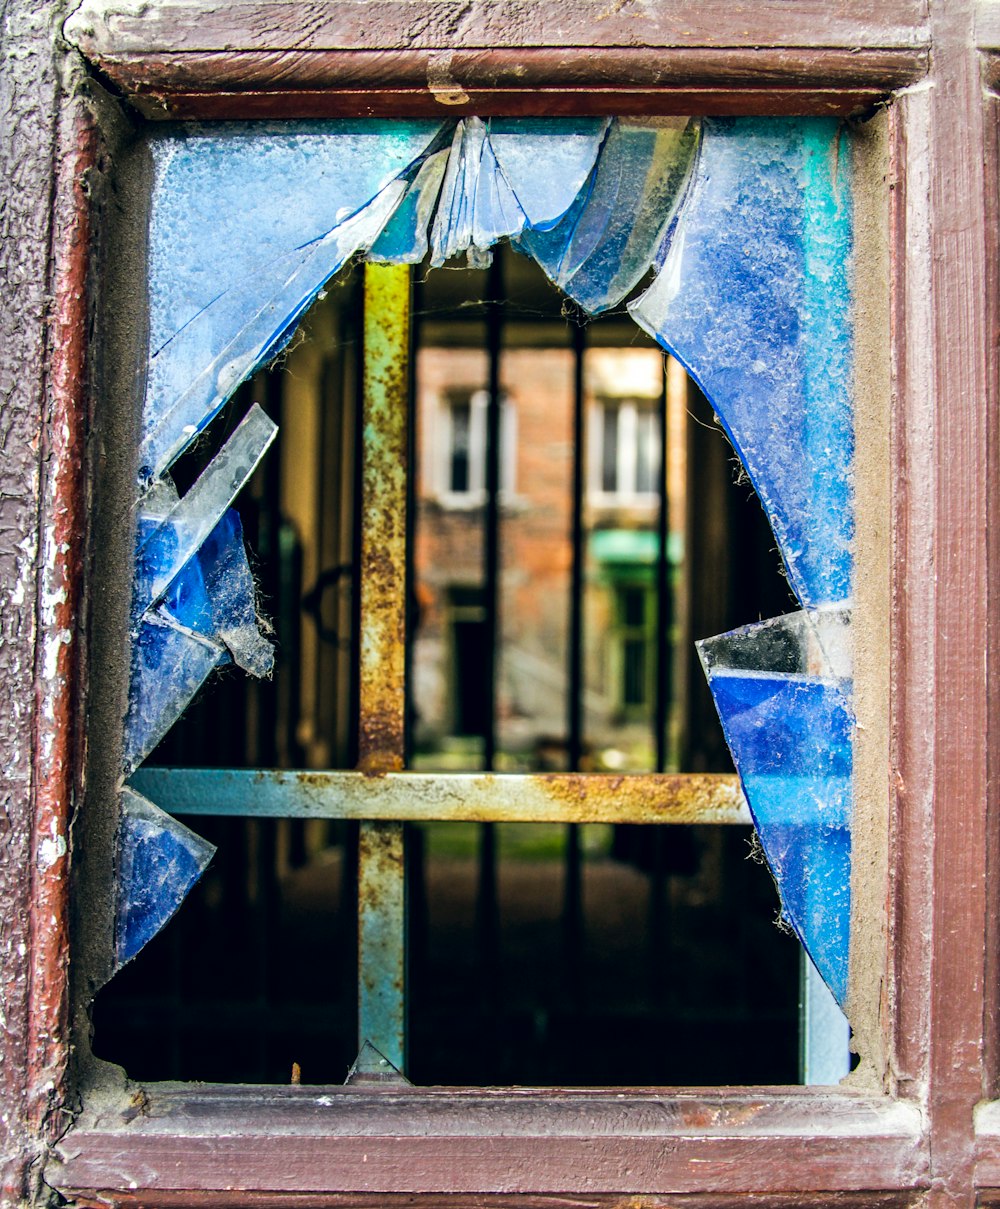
(115, 787), (216, 968)
(630, 117), (853, 608)
(118, 114), (856, 1003)
(520, 118), (700, 313)
(134, 403), (276, 610)
(698, 610), (852, 1007)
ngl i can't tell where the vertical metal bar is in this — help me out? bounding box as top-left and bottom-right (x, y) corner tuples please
(568, 319), (586, 772)
(655, 359), (672, 776)
(649, 358), (672, 1004)
(564, 317), (587, 978)
(476, 253), (503, 1000)
(482, 254), (503, 771)
(356, 262), (410, 1074)
(358, 819), (405, 1072)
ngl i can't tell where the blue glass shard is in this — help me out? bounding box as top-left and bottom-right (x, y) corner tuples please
(427, 118), (609, 267)
(488, 118), (609, 231)
(472, 137), (525, 250)
(191, 509), (274, 678)
(518, 118), (700, 313)
(115, 786), (216, 967)
(430, 119), (485, 267)
(142, 121), (443, 478)
(143, 177), (411, 480)
(123, 610), (227, 775)
(148, 122), (443, 346)
(368, 149), (449, 263)
(135, 403), (276, 611)
(698, 610), (853, 1007)
(630, 117), (853, 608)
(125, 505), (273, 772)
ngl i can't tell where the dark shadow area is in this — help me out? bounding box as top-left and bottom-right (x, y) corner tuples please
(95, 247), (801, 1086)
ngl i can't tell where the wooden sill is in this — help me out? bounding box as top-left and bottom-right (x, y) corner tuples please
(50, 1083), (925, 1204)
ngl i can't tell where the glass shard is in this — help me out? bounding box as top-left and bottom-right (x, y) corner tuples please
(125, 504), (273, 772)
(430, 119), (486, 266)
(472, 136), (526, 250)
(123, 609), (227, 775)
(488, 117), (609, 230)
(697, 610), (852, 1006)
(630, 117), (853, 608)
(368, 148), (450, 264)
(135, 403), (277, 610)
(344, 1039), (410, 1085)
(428, 118), (610, 267)
(115, 786), (216, 968)
(141, 122), (443, 479)
(191, 508), (274, 678)
(519, 118), (700, 313)
(142, 177), (412, 479)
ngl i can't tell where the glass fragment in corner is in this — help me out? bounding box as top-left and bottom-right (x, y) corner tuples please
(113, 113), (855, 1017)
(698, 610), (853, 1006)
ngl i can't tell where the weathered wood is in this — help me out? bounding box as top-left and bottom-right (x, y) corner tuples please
(27, 67), (94, 1152)
(64, 45), (927, 120)
(0, 1), (88, 1201)
(61, 3), (930, 119)
(978, 0), (1000, 50)
(886, 1), (993, 1204)
(984, 91), (1000, 1108)
(51, 1086), (926, 1199)
(88, 46), (929, 91)
(11, 1), (1000, 1207)
(63, 1191), (926, 1209)
(120, 86), (896, 121)
(64, 0), (931, 55)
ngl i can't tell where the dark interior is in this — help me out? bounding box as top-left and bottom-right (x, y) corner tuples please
(94, 246), (801, 1087)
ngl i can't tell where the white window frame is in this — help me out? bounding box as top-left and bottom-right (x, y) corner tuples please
(588, 396), (661, 507)
(435, 387), (517, 508)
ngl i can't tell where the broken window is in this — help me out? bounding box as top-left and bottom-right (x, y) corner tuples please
(97, 114), (856, 1087)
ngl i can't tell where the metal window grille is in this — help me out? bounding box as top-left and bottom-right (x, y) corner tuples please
(133, 259), (769, 1080)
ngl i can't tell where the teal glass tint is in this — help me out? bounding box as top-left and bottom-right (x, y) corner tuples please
(630, 117), (854, 610)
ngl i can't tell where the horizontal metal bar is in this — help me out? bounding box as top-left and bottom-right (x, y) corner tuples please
(128, 768), (750, 825)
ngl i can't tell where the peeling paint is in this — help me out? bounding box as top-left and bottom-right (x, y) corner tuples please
(37, 833), (67, 872)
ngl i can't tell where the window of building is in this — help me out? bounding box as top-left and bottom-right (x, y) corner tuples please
(591, 397), (661, 503)
(102, 113), (853, 1067)
(434, 387), (516, 504)
(616, 582), (655, 710)
(34, 7), (992, 1205)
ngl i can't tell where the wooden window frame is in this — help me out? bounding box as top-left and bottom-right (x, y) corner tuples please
(6, 0), (1000, 1203)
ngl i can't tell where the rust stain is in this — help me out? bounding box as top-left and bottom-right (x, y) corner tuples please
(358, 264), (410, 775)
(534, 771), (746, 823)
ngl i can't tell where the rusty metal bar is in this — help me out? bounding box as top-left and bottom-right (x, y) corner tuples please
(357, 820), (405, 1074)
(649, 358), (673, 1004)
(356, 262), (411, 1073)
(483, 252), (503, 772)
(358, 263), (409, 773)
(568, 317), (586, 773)
(130, 768), (750, 826)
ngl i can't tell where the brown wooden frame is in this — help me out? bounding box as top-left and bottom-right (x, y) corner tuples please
(3, 0), (998, 1204)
